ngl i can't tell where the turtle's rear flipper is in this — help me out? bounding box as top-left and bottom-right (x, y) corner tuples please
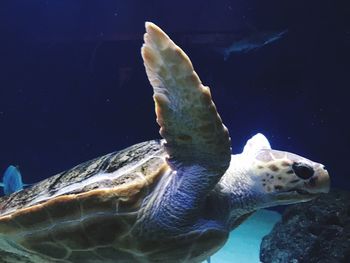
(142, 22), (231, 176)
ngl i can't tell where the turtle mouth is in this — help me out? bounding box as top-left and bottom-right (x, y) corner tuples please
(291, 189), (315, 195)
(286, 188), (321, 197)
(274, 188), (319, 202)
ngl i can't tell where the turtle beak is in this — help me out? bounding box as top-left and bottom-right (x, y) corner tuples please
(304, 165), (330, 194)
(273, 165), (330, 204)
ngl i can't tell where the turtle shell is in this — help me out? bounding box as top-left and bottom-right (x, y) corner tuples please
(0, 140), (170, 262)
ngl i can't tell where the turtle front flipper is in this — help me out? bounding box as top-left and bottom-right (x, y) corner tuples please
(142, 22), (231, 176)
(138, 23), (231, 238)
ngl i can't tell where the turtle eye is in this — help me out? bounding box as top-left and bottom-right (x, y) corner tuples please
(292, 162), (314, 179)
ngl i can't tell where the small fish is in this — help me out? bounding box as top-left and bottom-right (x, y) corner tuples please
(0, 165), (29, 195)
(218, 29), (288, 60)
(206, 257), (211, 263)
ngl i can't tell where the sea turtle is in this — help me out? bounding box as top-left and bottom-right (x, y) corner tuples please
(0, 22), (330, 263)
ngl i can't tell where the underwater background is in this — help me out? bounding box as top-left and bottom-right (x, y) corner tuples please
(0, 1), (349, 262)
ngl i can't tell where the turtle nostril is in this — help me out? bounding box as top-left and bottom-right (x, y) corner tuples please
(292, 162), (314, 180)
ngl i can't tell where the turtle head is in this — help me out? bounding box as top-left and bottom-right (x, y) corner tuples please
(216, 133), (330, 229)
(241, 133), (330, 206)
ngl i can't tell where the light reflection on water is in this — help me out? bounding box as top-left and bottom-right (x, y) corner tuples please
(203, 209), (281, 263)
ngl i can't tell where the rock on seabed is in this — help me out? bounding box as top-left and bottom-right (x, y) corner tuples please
(260, 190), (350, 263)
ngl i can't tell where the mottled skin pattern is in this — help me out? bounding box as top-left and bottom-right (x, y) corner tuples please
(0, 23), (330, 263)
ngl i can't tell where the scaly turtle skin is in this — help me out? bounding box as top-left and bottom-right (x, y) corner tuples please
(0, 23), (330, 263)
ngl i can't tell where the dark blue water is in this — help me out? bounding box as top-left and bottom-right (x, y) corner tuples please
(0, 0), (348, 190)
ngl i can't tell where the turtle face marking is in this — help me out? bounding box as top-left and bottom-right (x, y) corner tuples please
(268, 164), (279, 172)
(252, 149), (330, 202)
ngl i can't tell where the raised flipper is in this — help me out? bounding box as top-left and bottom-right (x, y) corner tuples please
(242, 133), (271, 157)
(142, 22), (231, 175)
(138, 23), (232, 237)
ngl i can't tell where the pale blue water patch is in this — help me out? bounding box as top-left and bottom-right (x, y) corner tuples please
(204, 209), (281, 263)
